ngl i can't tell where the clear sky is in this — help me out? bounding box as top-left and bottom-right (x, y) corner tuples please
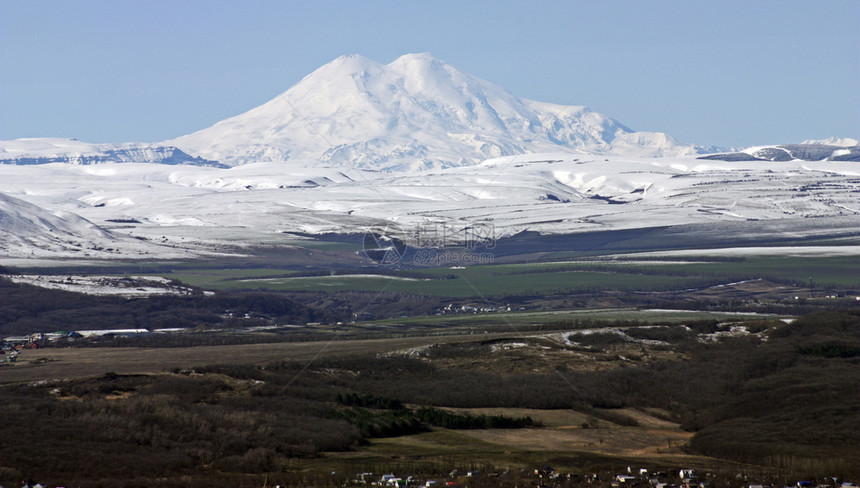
(1, 0), (858, 148)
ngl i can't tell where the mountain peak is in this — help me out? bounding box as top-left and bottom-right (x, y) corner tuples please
(389, 51), (446, 64)
(393, 51), (439, 62)
(169, 53), (697, 170)
(302, 53), (384, 83)
(323, 53), (379, 70)
(389, 52), (447, 71)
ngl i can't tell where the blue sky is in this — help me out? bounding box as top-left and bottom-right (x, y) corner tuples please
(1, 0), (857, 148)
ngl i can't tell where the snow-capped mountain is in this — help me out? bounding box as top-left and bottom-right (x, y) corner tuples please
(0, 138), (224, 167)
(169, 53), (699, 170)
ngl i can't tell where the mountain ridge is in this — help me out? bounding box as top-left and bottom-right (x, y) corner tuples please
(0, 138), (224, 168)
(699, 143), (860, 162)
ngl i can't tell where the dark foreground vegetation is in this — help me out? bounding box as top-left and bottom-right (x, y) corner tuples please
(333, 392), (537, 436)
(0, 277), (335, 337)
(1, 309), (859, 486)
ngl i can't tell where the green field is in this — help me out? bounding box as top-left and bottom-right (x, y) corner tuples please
(159, 267), (299, 289)
(185, 270), (710, 296)
(155, 253), (859, 297)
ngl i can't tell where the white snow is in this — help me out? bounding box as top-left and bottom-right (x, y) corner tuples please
(1, 153), (858, 260)
(627, 245), (860, 258)
(802, 137), (859, 147)
(76, 329), (150, 337)
(7, 275), (197, 297)
(545, 328), (669, 347)
(489, 341), (532, 352)
(239, 274), (427, 283)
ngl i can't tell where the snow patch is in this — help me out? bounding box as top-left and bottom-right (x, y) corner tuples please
(7, 275), (197, 297)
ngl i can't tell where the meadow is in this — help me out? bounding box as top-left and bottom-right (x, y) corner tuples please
(153, 253), (860, 297)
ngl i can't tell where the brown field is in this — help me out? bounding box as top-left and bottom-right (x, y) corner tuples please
(0, 331), (530, 384)
(439, 407), (693, 461)
(458, 419), (690, 459)
(320, 406), (705, 476)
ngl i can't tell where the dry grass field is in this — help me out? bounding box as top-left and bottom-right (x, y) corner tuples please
(457, 413), (691, 459)
(318, 406), (708, 480)
(403, 406), (695, 461)
(0, 331), (533, 384)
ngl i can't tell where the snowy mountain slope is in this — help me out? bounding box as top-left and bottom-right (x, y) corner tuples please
(0, 191), (121, 258)
(699, 142), (860, 162)
(168, 53), (698, 170)
(1, 155), (857, 260)
(0, 189), (215, 260)
(0, 138), (225, 167)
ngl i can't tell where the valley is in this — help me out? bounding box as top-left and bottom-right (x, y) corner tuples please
(2, 238), (858, 486)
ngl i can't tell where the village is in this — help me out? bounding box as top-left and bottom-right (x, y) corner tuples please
(0, 328), (174, 363)
(0, 326), (201, 365)
(8, 469), (857, 488)
(329, 468), (856, 488)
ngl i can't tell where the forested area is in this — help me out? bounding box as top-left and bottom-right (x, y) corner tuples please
(0, 277), (335, 336)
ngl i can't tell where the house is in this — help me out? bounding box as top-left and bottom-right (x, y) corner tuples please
(76, 328), (149, 338)
(2, 336), (32, 345)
